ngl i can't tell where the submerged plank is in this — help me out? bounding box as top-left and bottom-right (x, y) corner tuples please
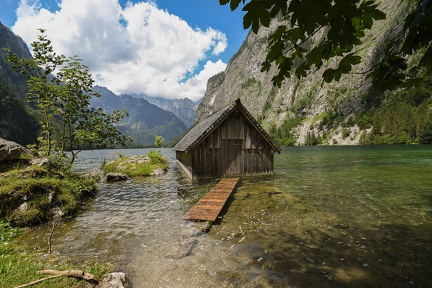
(183, 177), (239, 222)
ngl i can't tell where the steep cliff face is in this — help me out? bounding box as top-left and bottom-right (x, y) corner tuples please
(0, 21), (32, 99)
(196, 0), (413, 145)
(0, 22), (39, 145)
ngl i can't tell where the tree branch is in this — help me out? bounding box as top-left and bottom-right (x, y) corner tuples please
(14, 269), (98, 288)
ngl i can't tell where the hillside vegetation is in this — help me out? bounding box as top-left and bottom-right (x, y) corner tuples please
(197, 0), (432, 146)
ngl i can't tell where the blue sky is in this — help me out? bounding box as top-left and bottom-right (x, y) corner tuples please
(0, 0), (249, 101)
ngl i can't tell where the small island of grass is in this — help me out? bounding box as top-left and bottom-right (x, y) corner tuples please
(102, 150), (169, 179)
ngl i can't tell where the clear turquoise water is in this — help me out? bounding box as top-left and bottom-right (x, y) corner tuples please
(209, 145), (432, 287)
(20, 146), (432, 287)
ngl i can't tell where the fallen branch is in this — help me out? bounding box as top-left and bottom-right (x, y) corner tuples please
(48, 222), (55, 255)
(39, 269), (96, 281)
(14, 269), (97, 288)
(14, 275), (62, 288)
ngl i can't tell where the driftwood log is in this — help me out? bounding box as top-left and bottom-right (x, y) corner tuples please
(14, 269), (97, 288)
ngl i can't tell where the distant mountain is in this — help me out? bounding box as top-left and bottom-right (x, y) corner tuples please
(0, 22), (188, 147)
(92, 86), (187, 146)
(124, 93), (199, 128)
(0, 21), (39, 145)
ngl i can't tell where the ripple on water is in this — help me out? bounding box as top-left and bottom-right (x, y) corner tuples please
(19, 147), (432, 287)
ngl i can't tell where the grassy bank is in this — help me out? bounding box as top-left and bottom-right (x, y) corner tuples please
(0, 150), (170, 286)
(0, 155), (111, 287)
(0, 159), (97, 227)
(0, 221), (110, 287)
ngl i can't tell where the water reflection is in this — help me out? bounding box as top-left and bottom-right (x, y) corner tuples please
(20, 146), (432, 287)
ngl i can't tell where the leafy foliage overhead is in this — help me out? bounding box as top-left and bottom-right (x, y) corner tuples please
(220, 0), (431, 92)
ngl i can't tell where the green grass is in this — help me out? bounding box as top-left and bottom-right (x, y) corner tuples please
(0, 221), (111, 287)
(102, 150), (169, 177)
(0, 163), (97, 227)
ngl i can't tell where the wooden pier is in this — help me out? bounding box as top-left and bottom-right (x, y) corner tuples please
(183, 177), (240, 222)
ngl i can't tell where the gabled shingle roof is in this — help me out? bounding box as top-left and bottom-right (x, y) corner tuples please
(173, 102), (234, 152)
(173, 99), (281, 153)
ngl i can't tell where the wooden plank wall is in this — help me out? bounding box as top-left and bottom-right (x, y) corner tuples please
(189, 109), (275, 180)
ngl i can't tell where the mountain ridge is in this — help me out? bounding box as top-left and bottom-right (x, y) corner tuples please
(122, 93), (199, 128)
(196, 0), (432, 145)
(0, 22), (188, 147)
(92, 86), (187, 146)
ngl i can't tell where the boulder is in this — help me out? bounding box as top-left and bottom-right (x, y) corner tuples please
(30, 157), (56, 168)
(98, 272), (132, 288)
(106, 172), (128, 182)
(0, 138), (29, 162)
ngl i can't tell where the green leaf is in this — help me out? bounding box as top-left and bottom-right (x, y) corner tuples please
(261, 61), (271, 72)
(270, 0), (288, 17)
(243, 0), (272, 32)
(268, 26), (287, 45)
(286, 27), (304, 44)
(230, 0), (242, 11)
(295, 62), (308, 78)
(272, 75), (283, 88)
(266, 41), (284, 62)
(306, 46), (323, 68)
(259, 9), (271, 27)
(243, 11), (254, 30)
(275, 55), (288, 65)
(323, 68), (335, 83)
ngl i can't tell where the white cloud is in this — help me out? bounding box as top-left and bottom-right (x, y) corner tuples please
(12, 0), (227, 101)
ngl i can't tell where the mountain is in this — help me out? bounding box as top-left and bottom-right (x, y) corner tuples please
(0, 74), (39, 145)
(0, 21), (31, 99)
(0, 21), (39, 145)
(0, 22), (188, 147)
(92, 86), (187, 146)
(124, 93), (199, 128)
(196, 1), (432, 145)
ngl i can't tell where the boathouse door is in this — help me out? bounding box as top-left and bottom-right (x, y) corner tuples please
(225, 139), (242, 176)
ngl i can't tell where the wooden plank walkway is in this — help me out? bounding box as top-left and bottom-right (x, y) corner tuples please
(183, 177), (240, 222)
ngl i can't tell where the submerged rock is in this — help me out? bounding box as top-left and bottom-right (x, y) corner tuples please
(151, 168), (165, 176)
(106, 173), (128, 182)
(165, 238), (198, 259)
(335, 223), (350, 229)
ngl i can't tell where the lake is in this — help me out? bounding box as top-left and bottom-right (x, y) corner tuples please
(21, 145), (432, 287)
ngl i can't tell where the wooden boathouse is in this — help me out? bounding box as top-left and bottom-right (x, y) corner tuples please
(173, 99), (281, 181)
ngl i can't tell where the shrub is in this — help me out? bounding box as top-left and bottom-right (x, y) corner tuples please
(0, 221), (19, 254)
(342, 128), (351, 139)
(356, 112), (373, 130)
(148, 150), (168, 166)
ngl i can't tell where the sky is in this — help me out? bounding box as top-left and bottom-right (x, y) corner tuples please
(0, 0), (249, 101)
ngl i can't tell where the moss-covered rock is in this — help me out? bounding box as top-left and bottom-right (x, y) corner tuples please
(0, 158), (97, 227)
